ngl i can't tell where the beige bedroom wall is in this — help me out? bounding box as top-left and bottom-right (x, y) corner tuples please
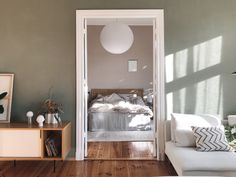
(87, 26), (153, 90)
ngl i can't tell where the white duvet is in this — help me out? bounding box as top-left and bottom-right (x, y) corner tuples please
(89, 93), (153, 117)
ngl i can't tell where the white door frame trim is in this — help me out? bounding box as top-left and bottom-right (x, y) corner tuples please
(76, 9), (165, 160)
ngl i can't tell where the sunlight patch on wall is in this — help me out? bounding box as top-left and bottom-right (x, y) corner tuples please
(165, 54), (174, 83)
(165, 49), (189, 83)
(174, 49), (188, 79)
(165, 36), (222, 83)
(166, 76), (223, 118)
(193, 36), (222, 72)
(166, 92), (173, 120)
(195, 75), (223, 116)
(165, 36), (223, 118)
(166, 88), (186, 120)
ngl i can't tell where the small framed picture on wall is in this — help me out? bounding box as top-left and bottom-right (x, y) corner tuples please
(128, 59), (138, 72)
(0, 74), (14, 123)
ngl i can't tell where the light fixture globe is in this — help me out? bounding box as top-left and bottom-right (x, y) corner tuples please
(100, 23), (134, 54)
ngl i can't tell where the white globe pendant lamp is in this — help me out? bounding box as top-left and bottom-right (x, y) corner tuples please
(100, 22), (134, 54)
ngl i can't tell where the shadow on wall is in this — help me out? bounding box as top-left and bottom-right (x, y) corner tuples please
(166, 36), (224, 119)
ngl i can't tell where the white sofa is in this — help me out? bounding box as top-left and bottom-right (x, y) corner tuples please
(165, 120), (236, 176)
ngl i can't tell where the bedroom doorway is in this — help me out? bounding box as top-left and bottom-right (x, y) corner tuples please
(86, 89), (155, 160)
(76, 10), (165, 161)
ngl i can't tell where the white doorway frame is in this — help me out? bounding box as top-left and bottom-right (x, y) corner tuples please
(76, 9), (165, 161)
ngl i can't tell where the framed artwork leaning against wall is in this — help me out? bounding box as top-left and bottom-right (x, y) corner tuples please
(0, 74), (14, 123)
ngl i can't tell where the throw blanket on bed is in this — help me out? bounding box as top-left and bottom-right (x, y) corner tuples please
(89, 93), (153, 117)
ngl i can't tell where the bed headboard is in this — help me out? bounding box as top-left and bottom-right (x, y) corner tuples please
(90, 88), (143, 101)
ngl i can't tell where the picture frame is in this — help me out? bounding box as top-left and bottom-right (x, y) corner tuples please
(0, 74), (14, 123)
(128, 59), (138, 72)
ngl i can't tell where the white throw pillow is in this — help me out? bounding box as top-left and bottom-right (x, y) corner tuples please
(171, 113), (221, 147)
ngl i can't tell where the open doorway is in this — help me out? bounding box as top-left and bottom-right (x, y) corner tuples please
(76, 10), (165, 161)
(86, 23), (154, 159)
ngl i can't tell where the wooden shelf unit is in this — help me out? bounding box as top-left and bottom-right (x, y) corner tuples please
(0, 121), (71, 161)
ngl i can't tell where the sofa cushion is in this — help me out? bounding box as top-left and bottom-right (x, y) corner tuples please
(165, 141), (236, 176)
(192, 126), (233, 152)
(171, 113), (221, 147)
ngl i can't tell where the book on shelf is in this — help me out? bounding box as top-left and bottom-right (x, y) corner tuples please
(45, 136), (59, 157)
(45, 139), (52, 157)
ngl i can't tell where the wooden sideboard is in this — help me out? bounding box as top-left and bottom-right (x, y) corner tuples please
(0, 121), (71, 161)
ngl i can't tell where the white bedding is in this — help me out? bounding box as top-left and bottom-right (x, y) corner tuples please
(88, 112), (152, 131)
(89, 93), (153, 116)
(88, 93), (153, 131)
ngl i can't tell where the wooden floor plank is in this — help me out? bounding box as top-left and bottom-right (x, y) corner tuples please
(97, 161), (115, 177)
(88, 161), (100, 177)
(0, 160), (174, 177)
(97, 142), (106, 158)
(39, 161), (55, 177)
(0, 161), (12, 176)
(121, 142), (131, 158)
(88, 142), (99, 158)
(113, 161), (129, 177)
(87, 141), (154, 160)
(24, 161), (48, 177)
(57, 161), (72, 177)
(115, 142), (123, 158)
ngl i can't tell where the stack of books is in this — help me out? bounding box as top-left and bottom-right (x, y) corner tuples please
(45, 137), (59, 157)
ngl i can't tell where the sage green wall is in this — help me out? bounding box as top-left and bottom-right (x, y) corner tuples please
(1, 0), (236, 157)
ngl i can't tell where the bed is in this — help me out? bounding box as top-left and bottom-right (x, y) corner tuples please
(88, 89), (153, 132)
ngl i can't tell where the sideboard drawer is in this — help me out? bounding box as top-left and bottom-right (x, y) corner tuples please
(0, 130), (41, 157)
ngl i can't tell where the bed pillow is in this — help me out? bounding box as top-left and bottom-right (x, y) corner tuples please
(104, 93), (124, 103)
(118, 93), (143, 104)
(171, 113), (221, 147)
(95, 94), (104, 102)
(118, 94), (133, 101)
(192, 126), (233, 152)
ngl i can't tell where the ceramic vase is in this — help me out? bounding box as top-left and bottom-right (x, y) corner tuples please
(45, 113), (58, 124)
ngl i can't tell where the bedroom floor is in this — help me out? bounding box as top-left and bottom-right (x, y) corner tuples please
(87, 141), (154, 159)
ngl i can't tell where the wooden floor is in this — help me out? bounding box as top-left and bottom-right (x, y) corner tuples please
(87, 142), (154, 159)
(0, 160), (175, 177)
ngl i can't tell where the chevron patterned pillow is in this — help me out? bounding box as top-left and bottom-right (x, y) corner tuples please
(192, 126), (233, 152)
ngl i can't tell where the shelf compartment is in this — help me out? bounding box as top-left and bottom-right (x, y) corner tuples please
(43, 130), (62, 158)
